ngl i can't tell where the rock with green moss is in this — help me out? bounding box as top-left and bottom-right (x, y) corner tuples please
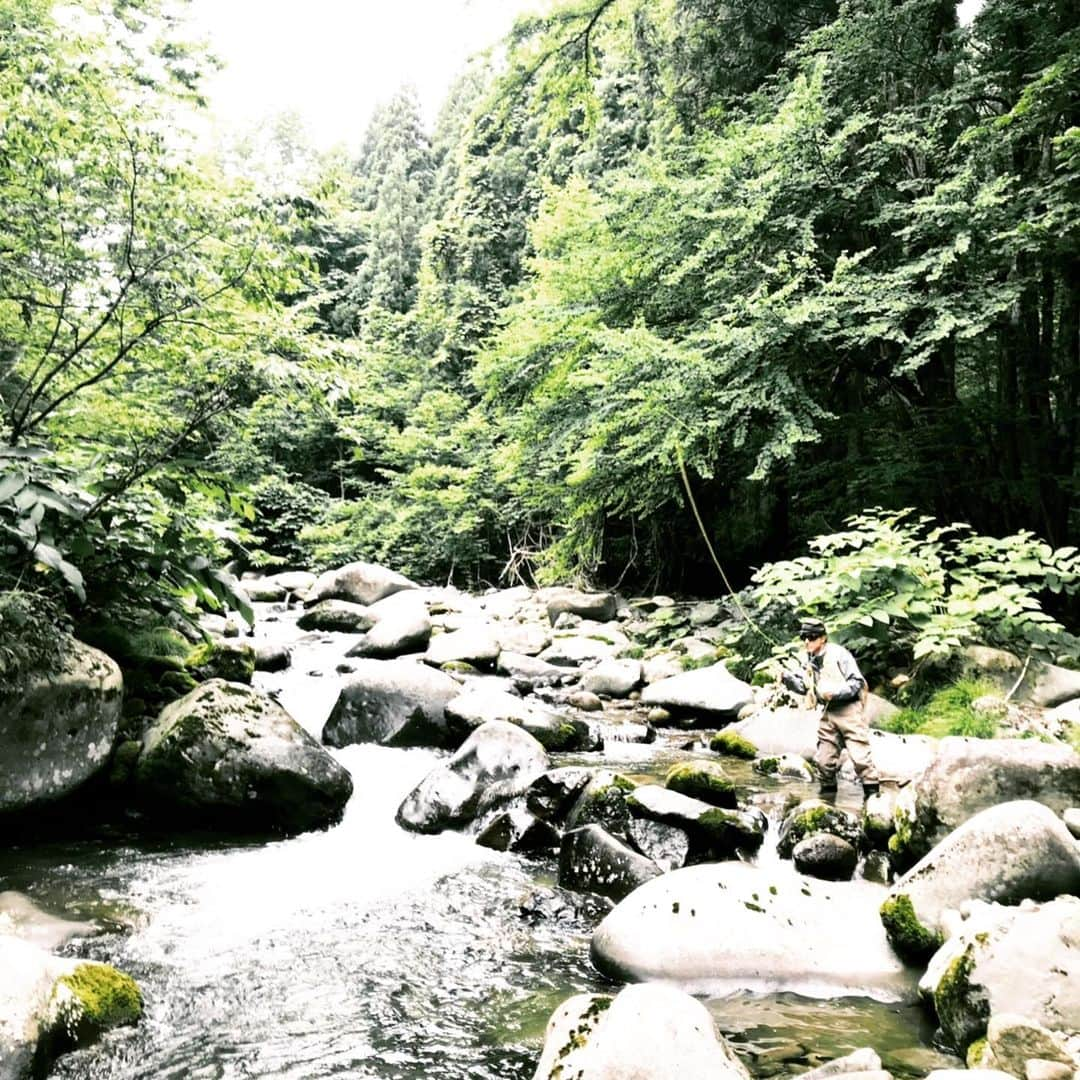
(0, 938), (142, 1079)
(0, 635), (123, 816)
(886, 800), (1080, 945)
(135, 679), (353, 834)
(296, 599), (375, 633)
(710, 731), (757, 759)
(753, 753), (814, 781)
(628, 784), (764, 858)
(565, 770), (637, 840)
(185, 640), (255, 684)
(532, 984), (750, 1080)
(880, 894), (944, 964)
(777, 800), (862, 859)
(919, 896), (1080, 1054)
(665, 761), (738, 808)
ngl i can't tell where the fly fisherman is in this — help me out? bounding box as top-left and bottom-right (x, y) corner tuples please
(781, 617), (879, 801)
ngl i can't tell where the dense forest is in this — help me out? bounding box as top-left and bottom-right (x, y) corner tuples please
(1, 0), (1078, 652)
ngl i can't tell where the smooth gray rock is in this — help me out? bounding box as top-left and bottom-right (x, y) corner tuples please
(396, 720), (548, 834)
(540, 587), (618, 625)
(920, 897), (1080, 1052)
(296, 599), (374, 633)
(425, 626), (501, 668)
(1064, 808), (1080, 839)
(254, 642), (291, 672)
(496, 651), (563, 681)
(0, 638), (122, 814)
(531, 984), (750, 1080)
(592, 862), (911, 1000)
(241, 579), (287, 603)
(888, 800), (1080, 936)
(136, 681), (353, 834)
(892, 737), (1080, 865)
(345, 591), (431, 659)
(581, 658), (643, 697)
(558, 824), (662, 902)
(267, 570), (317, 595)
(493, 622), (550, 657)
(0, 893), (94, 951)
(640, 663), (753, 721)
(306, 561), (417, 607)
(1025, 661), (1080, 709)
(323, 659), (461, 749)
(792, 834), (858, 881)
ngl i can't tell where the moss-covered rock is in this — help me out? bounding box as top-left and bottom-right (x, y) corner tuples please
(880, 893), (944, 964)
(565, 771), (637, 839)
(665, 761), (738, 808)
(933, 943), (986, 1054)
(776, 800), (862, 859)
(710, 731), (757, 759)
(51, 962), (143, 1045)
(185, 640), (255, 684)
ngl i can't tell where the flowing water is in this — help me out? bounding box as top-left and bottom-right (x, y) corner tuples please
(0, 608), (960, 1079)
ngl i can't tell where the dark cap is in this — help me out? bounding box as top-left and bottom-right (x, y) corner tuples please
(798, 617), (827, 639)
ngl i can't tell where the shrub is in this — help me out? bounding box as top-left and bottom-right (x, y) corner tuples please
(738, 509), (1080, 679)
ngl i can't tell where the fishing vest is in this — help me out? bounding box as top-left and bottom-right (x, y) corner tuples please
(803, 643), (866, 710)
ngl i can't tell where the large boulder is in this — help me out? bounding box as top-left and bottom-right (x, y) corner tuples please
(920, 897), (1080, 1053)
(883, 800), (1080, 959)
(344, 591), (431, 659)
(1024, 661), (1080, 709)
(322, 659), (461, 749)
(640, 663), (753, 722)
(558, 824), (663, 902)
(395, 720), (548, 834)
(891, 738), (1080, 866)
(0, 638), (122, 815)
(591, 861), (913, 1000)
(531, 984), (751, 1080)
(135, 680), (353, 834)
(305, 561), (417, 607)
(0, 936), (142, 1080)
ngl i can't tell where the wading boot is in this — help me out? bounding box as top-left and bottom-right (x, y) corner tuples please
(862, 782), (880, 801)
(818, 780), (838, 803)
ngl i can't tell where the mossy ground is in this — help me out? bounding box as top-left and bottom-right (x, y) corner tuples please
(880, 680), (999, 739)
(665, 761), (737, 808)
(879, 893), (944, 964)
(710, 731), (757, 759)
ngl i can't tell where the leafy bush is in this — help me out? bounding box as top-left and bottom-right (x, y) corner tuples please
(742, 509), (1080, 678)
(0, 590), (68, 687)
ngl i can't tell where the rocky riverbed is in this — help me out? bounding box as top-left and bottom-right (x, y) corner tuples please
(2, 561), (1080, 1080)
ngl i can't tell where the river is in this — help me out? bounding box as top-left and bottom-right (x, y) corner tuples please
(0, 606), (958, 1079)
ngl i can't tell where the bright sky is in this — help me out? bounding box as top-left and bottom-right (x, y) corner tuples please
(185, 0), (540, 152)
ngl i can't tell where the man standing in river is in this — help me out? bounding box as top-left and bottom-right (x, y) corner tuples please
(781, 617), (879, 801)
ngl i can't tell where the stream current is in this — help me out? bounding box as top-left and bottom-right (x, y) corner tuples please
(0, 605), (955, 1079)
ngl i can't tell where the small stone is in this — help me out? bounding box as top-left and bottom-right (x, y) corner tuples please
(568, 691), (604, 712)
(647, 707), (672, 724)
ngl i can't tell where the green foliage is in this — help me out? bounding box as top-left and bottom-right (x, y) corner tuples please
(742, 509), (1080, 677)
(880, 680), (1000, 739)
(0, 589), (67, 686)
